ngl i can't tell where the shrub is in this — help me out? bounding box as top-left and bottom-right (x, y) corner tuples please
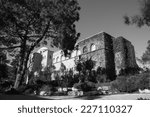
(111, 73), (150, 93)
(0, 80), (13, 89)
(111, 76), (127, 92)
(73, 81), (96, 92)
(18, 84), (39, 94)
(96, 74), (107, 83)
(55, 72), (80, 88)
(20, 82), (55, 95)
(118, 67), (140, 76)
(126, 75), (139, 93)
(137, 73), (150, 90)
(38, 84), (54, 95)
(5, 88), (21, 95)
(0, 63), (8, 80)
(40, 85), (52, 92)
(137, 97), (150, 100)
(36, 80), (46, 86)
(18, 80), (52, 95)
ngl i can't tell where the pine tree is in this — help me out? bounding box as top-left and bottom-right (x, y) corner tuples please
(0, 0), (80, 88)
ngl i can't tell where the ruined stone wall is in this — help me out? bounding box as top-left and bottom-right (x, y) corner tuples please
(113, 36), (138, 74)
(104, 33), (116, 80)
(80, 49), (106, 69)
(51, 32), (138, 79)
(47, 50), (53, 68)
(77, 32), (104, 54)
(53, 57), (76, 71)
(32, 53), (43, 72)
(78, 32), (116, 80)
(126, 42), (138, 68)
(113, 37), (126, 70)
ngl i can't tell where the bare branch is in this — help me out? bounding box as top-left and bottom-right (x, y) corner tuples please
(29, 21), (51, 51)
(0, 45), (21, 50)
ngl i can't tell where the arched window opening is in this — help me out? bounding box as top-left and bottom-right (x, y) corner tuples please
(90, 44), (96, 51)
(83, 46), (88, 53)
(60, 55), (63, 61)
(61, 55), (65, 61)
(56, 57), (59, 62)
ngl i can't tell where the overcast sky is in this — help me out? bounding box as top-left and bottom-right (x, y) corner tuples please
(75, 0), (150, 58)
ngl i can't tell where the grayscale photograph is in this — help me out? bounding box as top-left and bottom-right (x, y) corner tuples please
(0, 0), (150, 100)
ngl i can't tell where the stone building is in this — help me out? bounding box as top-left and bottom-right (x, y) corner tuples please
(52, 32), (138, 80)
(37, 47), (53, 71)
(113, 37), (138, 74)
(31, 31), (138, 81)
(30, 47), (53, 73)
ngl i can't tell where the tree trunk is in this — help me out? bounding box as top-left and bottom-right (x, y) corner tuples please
(13, 21), (50, 89)
(14, 40), (26, 89)
(14, 58), (24, 89)
(15, 45), (36, 88)
(20, 51), (31, 85)
(14, 72), (22, 89)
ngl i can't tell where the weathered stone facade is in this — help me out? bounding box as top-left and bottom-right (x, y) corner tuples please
(52, 32), (138, 80)
(32, 32), (138, 81)
(113, 37), (138, 74)
(77, 32), (116, 80)
(30, 47), (53, 72)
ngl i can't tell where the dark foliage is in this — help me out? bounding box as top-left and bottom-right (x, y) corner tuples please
(111, 73), (150, 93)
(17, 80), (57, 95)
(118, 67), (140, 76)
(73, 81), (97, 92)
(0, 63), (8, 80)
(141, 40), (150, 64)
(96, 67), (108, 83)
(124, 0), (150, 27)
(0, 0), (80, 88)
(137, 97), (150, 100)
(4, 88), (21, 95)
(75, 58), (96, 82)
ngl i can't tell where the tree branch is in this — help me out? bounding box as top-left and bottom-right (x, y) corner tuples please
(0, 45), (21, 50)
(29, 21), (51, 51)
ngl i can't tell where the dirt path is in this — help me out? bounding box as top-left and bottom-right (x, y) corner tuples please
(39, 93), (150, 100)
(0, 93), (150, 100)
(95, 93), (150, 100)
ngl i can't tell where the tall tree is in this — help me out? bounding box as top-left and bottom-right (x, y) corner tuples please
(84, 58), (95, 74)
(0, 0), (80, 89)
(75, 58), (95, 82)
(124, 0), (150, 27)
(124, 0), (150, 65)
(142, 40), (150, 64)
